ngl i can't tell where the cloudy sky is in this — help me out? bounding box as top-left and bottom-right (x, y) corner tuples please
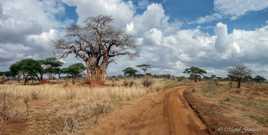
(1, 0), (268, 77)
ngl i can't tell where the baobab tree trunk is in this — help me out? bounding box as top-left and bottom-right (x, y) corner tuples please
(85, 57), (109, 86)
(86, 66), (107, 85)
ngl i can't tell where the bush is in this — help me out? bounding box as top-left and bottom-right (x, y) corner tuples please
(142, 78), (153, 88)
(123, 80), (135, 87)
(31, 91), (39, 100)
(0, 92), (14, 121)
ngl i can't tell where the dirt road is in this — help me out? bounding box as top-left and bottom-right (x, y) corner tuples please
(85, 86), (208, 135)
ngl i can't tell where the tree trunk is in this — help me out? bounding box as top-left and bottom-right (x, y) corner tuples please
(85, 58), (108, 86)
(40, 73), (43, 81)
(58, 73), (61, 79)
(24, 76), (29, 85)
(72, 75), (75, 84)
(237, 79), (241, 88)
(87, 68), (106, 81)
(194, 77), (197, 82)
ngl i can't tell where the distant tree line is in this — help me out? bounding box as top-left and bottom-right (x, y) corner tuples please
(1, 59), (266, 88)
(1, 57), (85, 84)
(183, 65), (266, 88)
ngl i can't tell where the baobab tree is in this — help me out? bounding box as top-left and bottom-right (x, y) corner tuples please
(56, 15), (135, 82)
(228, 64), (251, 88)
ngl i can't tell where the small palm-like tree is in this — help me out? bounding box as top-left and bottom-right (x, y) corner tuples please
(183, 66), (207, 82)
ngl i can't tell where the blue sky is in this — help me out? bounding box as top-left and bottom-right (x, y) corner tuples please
(1, 0), (268, 76)
(62, 0), (268, 35)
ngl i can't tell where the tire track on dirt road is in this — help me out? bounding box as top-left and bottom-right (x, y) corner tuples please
(85, 86), (208, 135)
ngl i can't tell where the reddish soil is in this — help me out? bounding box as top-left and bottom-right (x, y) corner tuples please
(0, 79), (8, 84)
(40, 80), (50, 84)
(184, 90), (268, 135)
(85, 86), (208, 135)
(0, 119), (28, 135)
(84, 80), (106, 87)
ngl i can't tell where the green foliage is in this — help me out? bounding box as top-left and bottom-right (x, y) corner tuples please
(136, 64), (151, 74)
(10, 62), (21, 77)
(42, 57), (63, 67)
(183, 66), (207, 82)
(39, 57), (63, 74)
(63, 63), (85, 78)
(20, 59), (42, 77)
(253, 75), (266, 83)
(9, 59), (43, 82)
(183, 66), (207, 75)
(122, 67), (138, 77)
(0, 71), (11, 77)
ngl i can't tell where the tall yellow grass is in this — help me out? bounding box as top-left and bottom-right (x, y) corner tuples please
(0, 78), (178, 135)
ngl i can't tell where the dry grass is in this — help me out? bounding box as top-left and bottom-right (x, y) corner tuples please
(186, 81), (268, 134)
(0, 78), (177, 135)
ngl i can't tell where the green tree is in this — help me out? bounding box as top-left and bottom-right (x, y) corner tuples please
(183, 66), (207, 82)
(10, 59), (43, 84)
(228, 64), (251, 88)
(39, 57), (63, 80)
(122, 67), (138, 77)
(136, 64), (152, 74)
(253, 75), (266, 83)
(10, 62), (21, 79)
(63, 63), (85, 83)
(0, 71), (11, 77)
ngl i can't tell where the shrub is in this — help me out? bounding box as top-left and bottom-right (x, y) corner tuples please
(0, 92), (14, 121)
(31, 91), (39, 100)
(143, 78), (153, 88)
(123, 80), (135, 87)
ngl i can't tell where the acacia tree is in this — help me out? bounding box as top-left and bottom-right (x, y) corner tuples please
(183, 66), (207, 82)
(228, 64), (251, 88)
(253, 75), (266, 84)
(56, 15), (134, 82)
(39, 57), (63, 80)
(10, 59), (43, 84)
(122, 67), (138, 77)
(136, 64), (151, 74)
(62, 63), (85, 84)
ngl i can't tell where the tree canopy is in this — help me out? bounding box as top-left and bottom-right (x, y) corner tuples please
(9, 59), (43, 83)
(183, 66), (207, 82)
(62, 63), (85, 78)
(136, 64), (152, 74)
(39, 57), (64, 79)
(122, 67), (138, 77)
(253, 75), (266, 83)
(228, 64), (251, 88)
(56, 15), (135, 81)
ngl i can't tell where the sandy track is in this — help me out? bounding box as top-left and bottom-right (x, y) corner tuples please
(85, 86), (208, 135)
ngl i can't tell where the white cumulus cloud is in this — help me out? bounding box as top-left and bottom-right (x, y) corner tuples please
(215, 0), (268, 18)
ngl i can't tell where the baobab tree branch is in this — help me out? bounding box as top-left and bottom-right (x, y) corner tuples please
(56, 15), (136, 81)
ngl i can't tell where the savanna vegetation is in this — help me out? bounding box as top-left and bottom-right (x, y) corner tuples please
(0, 15), (268, 135)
